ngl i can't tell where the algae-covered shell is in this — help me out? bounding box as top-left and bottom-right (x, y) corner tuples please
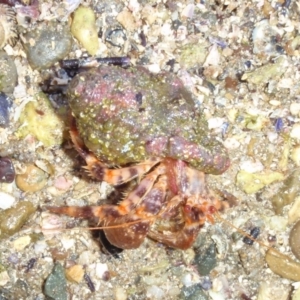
(0, 4), (18, 49)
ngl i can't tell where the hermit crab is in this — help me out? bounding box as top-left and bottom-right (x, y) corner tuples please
(48, 64), (231, 250)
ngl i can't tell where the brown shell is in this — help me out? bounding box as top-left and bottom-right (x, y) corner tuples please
(0, 4), (18, 48)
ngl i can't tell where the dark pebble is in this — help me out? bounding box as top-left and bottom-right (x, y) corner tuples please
(243, 227), (260, 245)
(194, 243), (217, 276)
(0, 92), (11, 127)
(179, 284), (208, 300)
(0, 156), (15, 183)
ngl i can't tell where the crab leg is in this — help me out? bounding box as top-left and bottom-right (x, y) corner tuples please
(47, 167), (168, 249)
(147, 199), (210, 250)
(103, 174), (169, 249)
(70, 119), (160, 185)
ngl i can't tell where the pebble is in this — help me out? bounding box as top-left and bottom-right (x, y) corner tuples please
(194, 243), (217, 276)
(291, 124), (300, 140)
(290, 103), (300, 116)
(288, 196), (300, 224)
(117, 10), (136, 31)
(95, 262), (108, 279)
(44, 262), (67, 300)
(0, 201), (36, 239)
(236, 170), (284, 194)
(257, 282), (290, 300)
(291, 145), (300, 166)
(65, 265), (84, 283)
(177, 43), (208, 69)
(71, 6), (99, 55)
(238, 246), (264, 275)
(0, 191), (15, 210)
(0, 271), (10, 286)
(293, 285), (300, 300)
(0, 156), (15, 183)
(179, 284), (208, 300)
(16, 93), (66, 147)
(12, 235), (31, 251)
(0, 51), (18, 94)
(289, 220), (300, 260)
(16, 164), (48, 193)
(0, 92), (10, 128)
(265, 248), (300, 281)
(23, 22), (73, 70)
(271, 168), (300, 214)
(114, 286), (127, 300)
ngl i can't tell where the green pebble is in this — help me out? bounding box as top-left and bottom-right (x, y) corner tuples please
(0, 201), (36, 239)
(194, 243), (217, 276)
(44, 262), (67, 300)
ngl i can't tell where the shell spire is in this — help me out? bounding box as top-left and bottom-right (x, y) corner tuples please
(0, 4), (18, 49)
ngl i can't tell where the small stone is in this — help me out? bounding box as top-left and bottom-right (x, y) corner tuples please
(291, 145), (300, 166)
(95, 263), (108, 279)
(288, 196), (300, 224)
(271, 169), (300, 214)
(291, 124), (300, 140)
(16, 164), (48, 193)
(0, 191), (15, 209)
(179, 284), (208, 300)
(114, 286), (127, 300)
(257, 282), (290, 300)
(236, 170), (284, 194)
(0, 92), (11, 128)
(177, 43), (208, 69)
(0, 271), (10, 286)
(289, 220), (300, 260)
(290, 103), (300, 116)
(265, 248), (300, 281)
(44, 262), (67, 300)
(13, 235), (31, 251)
(0, 51), (18, 94)
(194, 243), (217, 276)
(238, 246), (264, 275)
(0, 201), (36, 239)
(65, 265), (84, 283)
(16, 92), (66, 147)
(71, 6), (99, 55)
(0, 157), (15, 183)
(117, 10), (136, 31)
(23, 22), (73, 70)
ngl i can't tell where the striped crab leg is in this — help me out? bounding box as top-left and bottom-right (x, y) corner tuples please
(69, 118), (160, 185)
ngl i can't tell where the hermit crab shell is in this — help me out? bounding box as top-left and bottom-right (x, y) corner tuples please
(0, 4), (18, 49)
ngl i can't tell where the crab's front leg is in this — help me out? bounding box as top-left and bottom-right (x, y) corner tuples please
(47, 166), (168, 249)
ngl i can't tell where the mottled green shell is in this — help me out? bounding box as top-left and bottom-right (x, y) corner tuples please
(67, 66), (229, 175)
